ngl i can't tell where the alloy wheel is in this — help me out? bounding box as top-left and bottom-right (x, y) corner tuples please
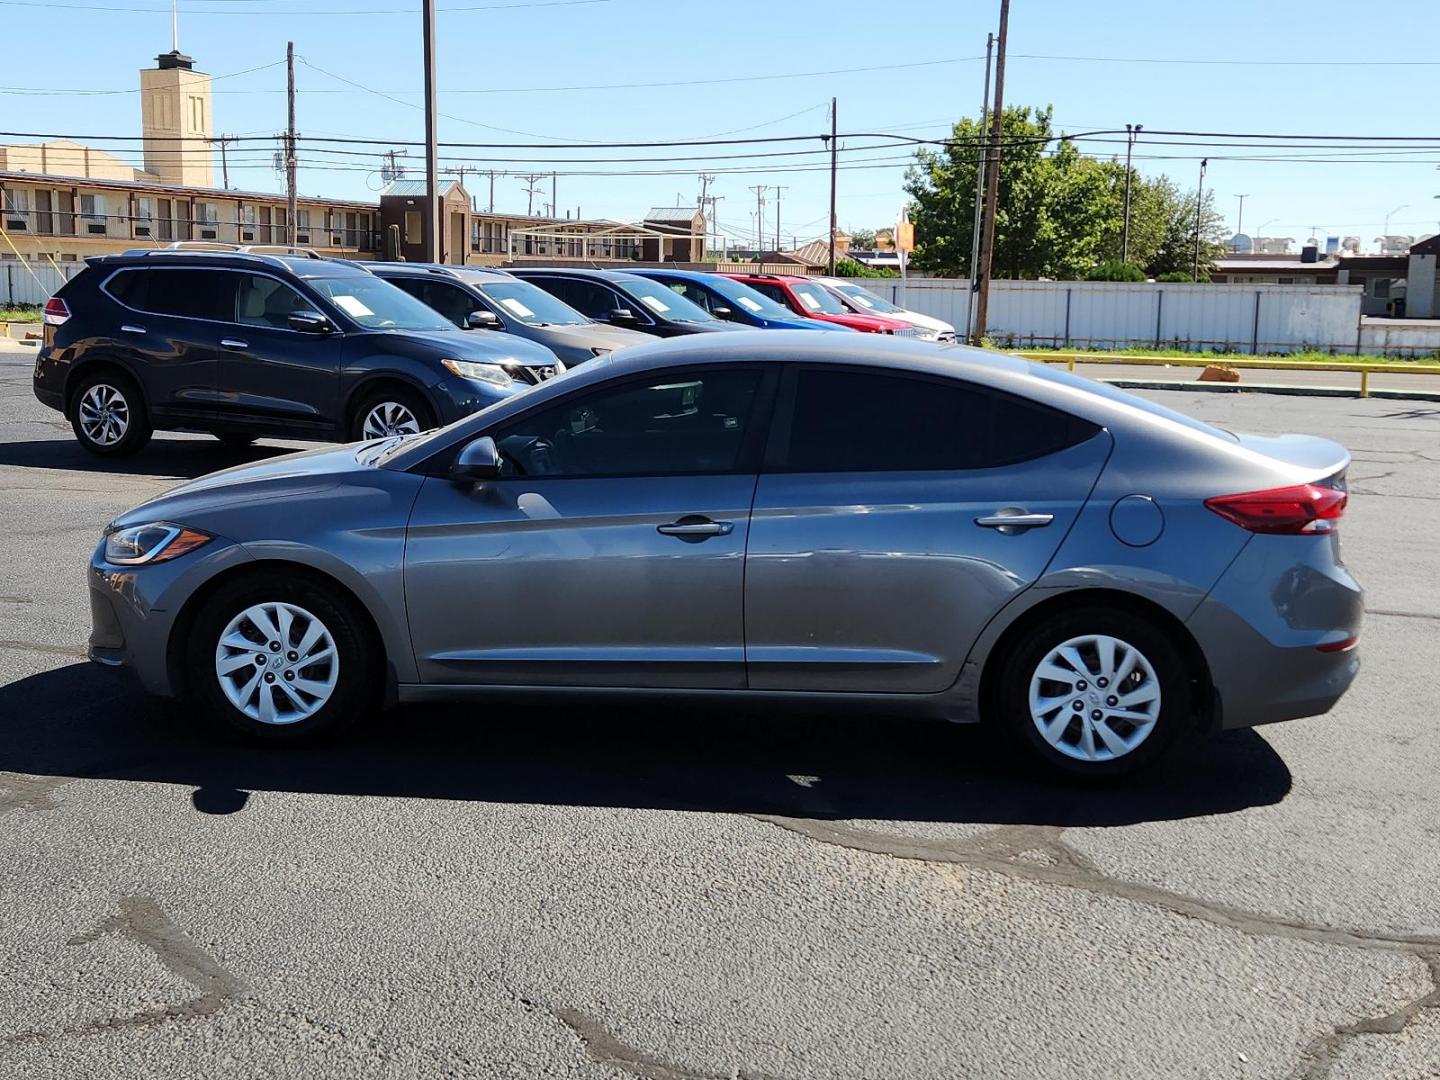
(214, 602), (339, 725)
(1027, 633), (1162, 762)
(77, 384), (130, 447)
(361, 401), (421, 439)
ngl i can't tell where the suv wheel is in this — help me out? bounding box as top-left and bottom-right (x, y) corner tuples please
(186, 571), (379, 742)
(996, 606), (1192, 780)
(69, 370), (152, 457)
(351, 387), (436, 441)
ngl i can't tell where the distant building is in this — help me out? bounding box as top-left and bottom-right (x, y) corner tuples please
(1211, 235), (1440, 318)
(639, 207), (706, 262)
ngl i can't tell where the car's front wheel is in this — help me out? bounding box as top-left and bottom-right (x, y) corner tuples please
(996, 606), (1193, 779)
(185, 571), (380, 742)
(69, 370), (152, 457)
(350, 387), (436, 442)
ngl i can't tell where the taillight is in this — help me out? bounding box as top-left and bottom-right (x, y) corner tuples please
(1205, 483), (1347, 535)
(43, 297), (70, 326)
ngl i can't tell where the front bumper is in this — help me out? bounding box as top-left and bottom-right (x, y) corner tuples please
(87, 536), (253, 697)
(1187, 533), (1362, 730)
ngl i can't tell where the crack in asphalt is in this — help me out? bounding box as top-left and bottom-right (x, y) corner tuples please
(1366, 608), (1440, 622)
(555, 1006), (793, 1080)
(1, 896), (249, 1047)
(0, 639), (88, 658)
(750, 815), (1440, 1079)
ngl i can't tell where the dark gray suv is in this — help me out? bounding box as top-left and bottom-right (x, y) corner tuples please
(33, 246), (561, 456)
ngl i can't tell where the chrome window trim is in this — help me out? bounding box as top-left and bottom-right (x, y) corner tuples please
(99, 265), (334, 335)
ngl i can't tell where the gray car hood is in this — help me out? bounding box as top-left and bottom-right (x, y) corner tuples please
(537, 322), (653, 351)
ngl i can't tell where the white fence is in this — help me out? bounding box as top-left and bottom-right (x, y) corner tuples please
(845, 277), (1438, 357)
(1, 260), (85, 306)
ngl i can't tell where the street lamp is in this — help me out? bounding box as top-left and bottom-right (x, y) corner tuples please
(1193, 158), (1208, 280)
(1233, 193), (1249, 244)
(1121, 123), (1142, 263)
(1383, 203), (1409, 238)
(1254, 218), (1277, 252)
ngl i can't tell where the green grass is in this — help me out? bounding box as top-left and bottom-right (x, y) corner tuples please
(1008, 344), (1440, 367)
(0, 305), (41, 323)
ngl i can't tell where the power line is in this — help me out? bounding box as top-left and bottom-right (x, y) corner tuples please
(0, 0), (610, 13)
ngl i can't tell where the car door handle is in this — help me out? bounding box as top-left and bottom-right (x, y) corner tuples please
(120, 324), (146, 334)
(220, 338), (250, 351)
(975, 510), (1055, 531)
(657, 518), (734, 538)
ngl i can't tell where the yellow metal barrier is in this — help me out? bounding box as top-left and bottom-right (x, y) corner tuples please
(1015, 351), (1440, 400)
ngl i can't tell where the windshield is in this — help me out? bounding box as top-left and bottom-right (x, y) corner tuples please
(788, 281), (847, 315)
(309, 276), (454, 331)
(621, 277), (715, 323)
(704, 276), (795, 320)
(477, 279), (589, 327)
(834, 283), (903, 314)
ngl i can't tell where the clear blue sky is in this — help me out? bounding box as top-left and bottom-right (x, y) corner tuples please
(2, 0), (1437, 249)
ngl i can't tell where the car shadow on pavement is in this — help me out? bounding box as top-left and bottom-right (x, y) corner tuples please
(0, 438), (299, 479)
(0, 663), (1291, 827)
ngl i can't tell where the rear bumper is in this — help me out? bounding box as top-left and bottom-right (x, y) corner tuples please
(1187, 533), (1363, 730)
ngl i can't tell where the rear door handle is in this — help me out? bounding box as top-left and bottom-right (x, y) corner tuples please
(975, 510), (1055, 531)
(120, 324), (146, 334)
(220, 338), (250, 351)
(657, 518), (734, 539)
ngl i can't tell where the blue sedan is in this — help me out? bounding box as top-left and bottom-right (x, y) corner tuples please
(628, 268), (853, 331)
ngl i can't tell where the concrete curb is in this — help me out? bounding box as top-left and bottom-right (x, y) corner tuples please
(1102, 378), (1440, 403)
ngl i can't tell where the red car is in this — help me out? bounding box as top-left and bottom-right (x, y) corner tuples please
(721, 273), (917, 334)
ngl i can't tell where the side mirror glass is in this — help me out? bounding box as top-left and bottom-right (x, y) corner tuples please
(609, 308), (636, 325)
(466, 309), (503, 330)
(711, 306), (734, 320)
(449, 435), (503, 482)
(288, 310), (333, 334)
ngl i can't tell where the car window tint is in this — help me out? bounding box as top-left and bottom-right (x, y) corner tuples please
(748, 281), (790, 307)
(779, 369), (1098, 473)
(422, 281), (480, 328)
(112, 267), (232, 320)
(491, 369), (762, 478)
(234, 273), (317, 329)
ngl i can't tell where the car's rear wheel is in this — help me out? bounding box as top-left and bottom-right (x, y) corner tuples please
(69, 370), (152, 457)
(185, 571), (379, 742)
(995, 606), (1192, 779)
(350, 387), (435, 442)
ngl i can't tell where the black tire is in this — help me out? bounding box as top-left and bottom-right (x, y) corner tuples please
(214, 432), (257, 450)
(184, 570), (381, 743)
(994, 605), (1193, 781)
(348, 385), (436, 442)
(68, 369), (152, 457)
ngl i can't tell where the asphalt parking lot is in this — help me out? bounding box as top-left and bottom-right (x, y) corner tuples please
(2, 342), (1439, 1080)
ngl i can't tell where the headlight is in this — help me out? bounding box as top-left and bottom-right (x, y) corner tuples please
(441, 359), (513, 388)
(104, 522), (212, 565)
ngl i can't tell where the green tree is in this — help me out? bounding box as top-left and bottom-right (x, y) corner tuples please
(847, 227), (878, 249)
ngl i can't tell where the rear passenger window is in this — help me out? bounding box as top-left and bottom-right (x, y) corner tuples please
(106, 267), (233, 321)
(776, 369), (1098, 473)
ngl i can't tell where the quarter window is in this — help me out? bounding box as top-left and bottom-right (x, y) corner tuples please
(490, 369), (763, 478)
(105, 268), (234, 321)
(776, 369), (1098, 473)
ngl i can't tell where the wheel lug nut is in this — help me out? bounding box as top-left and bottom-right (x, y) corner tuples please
(287, 651), (298, 661)
(284, 670), (295, 681)
(1107, 696), (1118, 706)
(254, 655), (266, 666)
(264, 672), (276, 683)
(269, 641), (281, 652)
(1097, 677), (1109, 688)
(1076, 681), (1087, 691)
(1072, 700), (1084, 711)
(1091, 709), (1103, 720)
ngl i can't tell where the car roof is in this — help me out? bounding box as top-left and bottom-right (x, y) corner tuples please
(724, 272), (808, 284)
(510, 266), (647, 283)
(627, 268), (716, 283)
(89, 250), (370, 279)
(368, 261), (515, 283)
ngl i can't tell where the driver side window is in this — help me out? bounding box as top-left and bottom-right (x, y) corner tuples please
(489, 368), (763, 478)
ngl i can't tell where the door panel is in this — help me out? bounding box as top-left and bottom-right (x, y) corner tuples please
(405, 475), (755, 687)
(744, 367), (1112, 693)
(101, 266), (225, 416)
(216, 273), (341, 429)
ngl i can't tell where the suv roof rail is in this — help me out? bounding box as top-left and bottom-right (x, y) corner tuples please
(161, 241), (242, 252)
(236, 244), (326, 259)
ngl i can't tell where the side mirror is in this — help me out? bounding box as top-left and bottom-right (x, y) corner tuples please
(711, 306), (735, 320)
(288, 310), (334, 334)
(449, 435), (503, 482)
(609, 308), (637, 325)
(466, 309), (503, 331)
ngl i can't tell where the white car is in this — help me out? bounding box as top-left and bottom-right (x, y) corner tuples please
(815, 277), (957, 342)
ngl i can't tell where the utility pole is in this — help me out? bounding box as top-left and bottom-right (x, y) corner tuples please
(518, 173), (545, 216)
(1121, 123), (1142, 263)
(749, 185), (767, 252)
(285, 41), (297, 249)
(827, 96), (838, 274)
(551, 172), (557, 218)
(698, 172), (715, 207)
(421, 0), (440, 261)
(966, 31), (994, 342)
(773, 185), (788, 255)
(1234, 192), (1249, 248)
(973, 0), (1009, 345)
(380, 148), (408, 182)
(211, 134), (236, 190)
(1194, 157), (1208, 280)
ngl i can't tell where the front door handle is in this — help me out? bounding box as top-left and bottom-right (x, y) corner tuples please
(657, 517), (734, 539)
(120, 324), (146, 334)
(220, 338), (250, 351)
(975, 509), (1055, 532)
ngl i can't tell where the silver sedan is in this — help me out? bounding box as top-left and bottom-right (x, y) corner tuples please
(87, 332), (1361, 778)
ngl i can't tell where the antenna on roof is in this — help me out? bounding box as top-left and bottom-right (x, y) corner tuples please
(172, 0), (179, 53)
